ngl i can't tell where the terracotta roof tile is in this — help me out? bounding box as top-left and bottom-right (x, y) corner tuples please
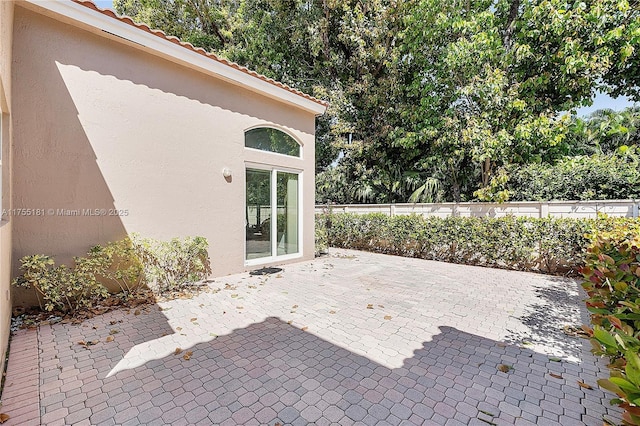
(70, 0), (329, 107)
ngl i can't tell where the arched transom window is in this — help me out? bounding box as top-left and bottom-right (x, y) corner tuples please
(245, 127), (300, 157)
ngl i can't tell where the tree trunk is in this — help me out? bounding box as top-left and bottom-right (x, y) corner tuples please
(503, 0), (520, 52)
(452, 181), (461, 202)
(482, 157), (491, 187)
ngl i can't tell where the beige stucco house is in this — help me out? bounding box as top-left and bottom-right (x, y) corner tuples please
(0, 0), (326, 376)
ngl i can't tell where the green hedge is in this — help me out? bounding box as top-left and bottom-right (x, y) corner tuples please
(317, 212), (637, 274)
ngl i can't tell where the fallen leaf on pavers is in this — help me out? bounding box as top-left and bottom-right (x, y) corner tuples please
(276, 274), (283, 278)
(497, 364), (513, 373)
(384, 315), (392, 320)
(190, 318), (197, 322)
(366, 304), (374, 309)
(109, 329), (119, 335)
(231, 294), (239, 298)
(183, 351), (193, 361)
(0, 413), (10, 423)
(78, 340), (98, 349)
(329, 311), (336, 314)
(106, 336), (114, 343)
(378, 305), (385, 308)
(174, 348), (183, 355)
(236, 306), (244, 310)
(564, 325), (591, 338)
(578, 380), (593, 390)
(248, 285), (257, 289)
(199, 304), (204, 308)
(496, 343), (507, 348)
(92, 326), (98, 330)
(549, 373), (563, 379)
(549, 357), (562, 362)
(274, 423), (281, 426)
(292, 305), (298, 309)
(301, 327), (308, 331)
(134, 309), (141, 316)
(287, 320), (293, 325)
(176, 327), (182, 331)
(109, 320), (121, 325)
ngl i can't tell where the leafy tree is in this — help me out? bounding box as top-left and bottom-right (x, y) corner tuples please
(114, 0), (237, 50)
(601, 1), (640, 101)
(569, 107), (640, 154)
(397, 0), (639, 201)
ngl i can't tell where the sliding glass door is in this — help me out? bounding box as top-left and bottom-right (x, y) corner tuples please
(246, 169), (272, 260)
(246, 168), (300, 263)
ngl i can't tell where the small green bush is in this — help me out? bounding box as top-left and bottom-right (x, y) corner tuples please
(322, 213), (600, 273)
(13, 254), (109, 313)
(315, 213), (329, 256)
(582, 220), (640, 425)
(14, 235), (211, 312)
(133, 235), (211, 294)
(89, 238), (144, 296)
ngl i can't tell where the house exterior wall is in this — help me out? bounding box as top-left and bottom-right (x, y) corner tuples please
(11, 5), (317, 307)
(0, 0), (14, 381)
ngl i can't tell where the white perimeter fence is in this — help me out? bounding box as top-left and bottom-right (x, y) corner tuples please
(315, 200), (640, 219)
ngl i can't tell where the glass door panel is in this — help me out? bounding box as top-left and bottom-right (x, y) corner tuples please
(246, 169), (272, 260)
(277, 172), (299, 256)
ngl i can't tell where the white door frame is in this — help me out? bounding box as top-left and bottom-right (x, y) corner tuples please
(244, 163), (303, 266)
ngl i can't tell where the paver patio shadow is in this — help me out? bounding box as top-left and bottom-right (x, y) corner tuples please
(35, 311), (620, 425)
(504, 278), (586, 361)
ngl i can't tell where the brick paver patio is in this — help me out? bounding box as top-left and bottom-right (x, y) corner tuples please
(0, 249), (622, 425)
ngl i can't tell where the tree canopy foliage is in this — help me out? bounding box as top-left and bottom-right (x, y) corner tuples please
(115, 0), (640, 203)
